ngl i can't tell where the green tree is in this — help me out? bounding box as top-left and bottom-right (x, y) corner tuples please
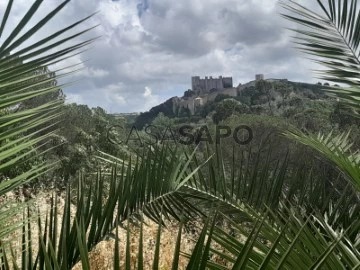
(151, 112), (175, 128)
(255, 79), (275, 114)
(213, 98), (249, 124)
(274, 81), (292, 102)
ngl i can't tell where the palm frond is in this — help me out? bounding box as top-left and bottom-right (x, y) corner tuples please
(284, 129), (360, 189)
(1, 145), (208, 269)
(0, 0), (95, 247)
(184, 205), (360, 270)
(280, 0), (360, 109)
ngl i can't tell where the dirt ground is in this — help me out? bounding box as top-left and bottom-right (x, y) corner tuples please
(1, 191), (204, 269)
(72, 221), (199, 270)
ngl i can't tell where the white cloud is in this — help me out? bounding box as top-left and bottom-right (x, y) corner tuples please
(143, 86), (160, 109)
(114, 94), (127, 105)
(65, 93), (85, 104)
(5, 0), (322, 112)
(144, 87), (152, 97)
(83, 68), (110, 78)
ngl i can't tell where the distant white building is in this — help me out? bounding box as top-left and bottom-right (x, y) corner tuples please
(194, 97), (204, 107)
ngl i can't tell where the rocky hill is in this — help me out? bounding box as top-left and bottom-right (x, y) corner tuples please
(133, 78), (337, 130)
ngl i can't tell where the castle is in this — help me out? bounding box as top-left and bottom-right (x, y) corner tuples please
(173, 74), (266, 115)
(191, 76), (233, 95)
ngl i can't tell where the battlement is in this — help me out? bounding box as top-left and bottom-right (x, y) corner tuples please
(191, 76), (233, 94)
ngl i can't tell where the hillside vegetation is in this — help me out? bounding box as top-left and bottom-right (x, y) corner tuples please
(1, 0), (360, 269)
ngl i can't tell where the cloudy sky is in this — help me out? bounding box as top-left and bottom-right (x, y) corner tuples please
(4, 0), (322, 113)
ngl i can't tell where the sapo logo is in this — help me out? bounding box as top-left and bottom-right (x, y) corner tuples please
(107, 125), (253, 146)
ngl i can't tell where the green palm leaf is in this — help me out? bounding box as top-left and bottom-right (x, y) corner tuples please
(280, 0), (360, 110)
(0, 0), (95, 249)
(184, 205), (360, 270)
(284, 129), (360, 189)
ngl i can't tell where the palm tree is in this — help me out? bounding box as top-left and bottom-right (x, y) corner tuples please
(2, 0), (360, 269)
(279, 0), (360, 190)
(0, 0), (95, 255)
(4, 143), (360, 269)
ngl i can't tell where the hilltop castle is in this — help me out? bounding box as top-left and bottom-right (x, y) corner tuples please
(191, 76), (233, 95)
(173, 74), (266, 115)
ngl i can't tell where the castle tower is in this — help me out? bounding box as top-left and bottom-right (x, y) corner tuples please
(191, 76), (201, 91)
(255, 74), (265, 81)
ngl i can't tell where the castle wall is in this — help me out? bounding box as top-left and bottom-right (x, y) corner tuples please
(173, 87), (239, 116)
(206, 87), (237, 102)
(191, 76), (233, 93)
(173, 98), (195, 115)
(223, 87), (237, 97)
(174, 76), (245, 116)
(173, 75), (271, 116)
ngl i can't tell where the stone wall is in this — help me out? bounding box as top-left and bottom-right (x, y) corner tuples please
(173, 75), (267, 116)
(191, 76), (233, 94)
(173, 87), (238, 115)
